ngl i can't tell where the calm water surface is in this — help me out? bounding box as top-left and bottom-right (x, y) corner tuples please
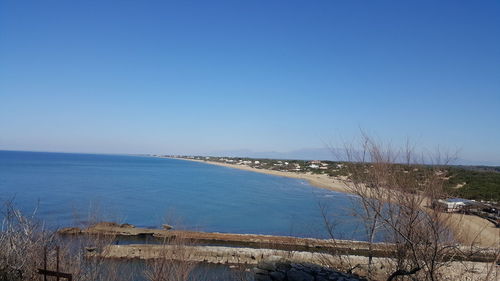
(0, 150), (364, 239)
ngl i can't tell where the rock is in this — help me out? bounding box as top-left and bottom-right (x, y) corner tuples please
(255, 274), (273, 281)
(276, 262), (291, 272)
(57, 227), (81, 234)
(120, 223), (135, 228)
(93, 222), (120, 227)
(269, 271), (285, 281)
(267, 255), (283, 262)
(254, 260), (365, 281)
(259, 255), (282, 271)
(259, 261), (277, 271)
(287, 269), (314, 281)
(253, 268), (269, 275)
(327, 273), (341, 280)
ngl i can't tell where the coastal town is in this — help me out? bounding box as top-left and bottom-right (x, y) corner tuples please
(164, 155), (347, 175)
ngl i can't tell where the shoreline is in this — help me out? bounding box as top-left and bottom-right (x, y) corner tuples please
(171, 157), (351, 193)
(169, 157), (499, 248)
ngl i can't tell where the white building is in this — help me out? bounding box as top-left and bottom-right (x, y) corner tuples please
(434, 198), (473, 212)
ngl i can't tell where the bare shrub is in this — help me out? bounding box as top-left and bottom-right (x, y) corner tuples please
(143, 232), (197, 281)
(65, 229), (128, 281)
(0, 201), (52, 281)
(330, 135), (464, 280)
(0, 200), (136, 281)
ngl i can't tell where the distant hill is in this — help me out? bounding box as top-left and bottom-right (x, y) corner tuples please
(206, 148), (340, 161)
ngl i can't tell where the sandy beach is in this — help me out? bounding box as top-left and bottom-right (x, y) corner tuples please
(174, 158), (499, 248)
(174, 158), (350, 193)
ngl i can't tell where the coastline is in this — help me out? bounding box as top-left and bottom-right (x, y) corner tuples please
(172, 157), (351, 193)
(169, 157), (499, 248)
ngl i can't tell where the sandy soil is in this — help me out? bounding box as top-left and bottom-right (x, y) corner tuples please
(172, 158), (499, 248)
(446, 212), (499, 247)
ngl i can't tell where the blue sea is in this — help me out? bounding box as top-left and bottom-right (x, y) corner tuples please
(0, 150), (365, 239)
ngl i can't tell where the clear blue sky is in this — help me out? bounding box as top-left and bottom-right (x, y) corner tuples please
(1, 1), (499, 164)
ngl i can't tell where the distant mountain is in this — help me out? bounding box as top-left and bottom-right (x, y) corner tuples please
(204, 148), (342, 161)
(454, 159), (500, 168)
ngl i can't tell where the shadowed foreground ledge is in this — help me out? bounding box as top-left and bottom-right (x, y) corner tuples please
(61, 222), (498, 263)
(89, 244), (496, 281)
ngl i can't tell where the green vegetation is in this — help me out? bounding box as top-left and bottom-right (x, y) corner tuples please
(170, 156), (500, 202)
(445, 167), (500, 202)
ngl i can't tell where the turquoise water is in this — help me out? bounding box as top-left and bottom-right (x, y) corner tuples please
(0, 150), (364, 239)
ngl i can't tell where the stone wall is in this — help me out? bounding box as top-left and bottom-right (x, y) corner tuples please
(101, 244), (337, 265)
(65, 223), (498, 263)
(96, 244), (497, 280)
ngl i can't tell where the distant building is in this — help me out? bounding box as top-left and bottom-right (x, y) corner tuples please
(434, 198), (476, 213)
(309, 164), (319, 169)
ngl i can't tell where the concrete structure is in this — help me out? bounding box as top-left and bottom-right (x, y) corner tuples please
(434, 198), (475, 212)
